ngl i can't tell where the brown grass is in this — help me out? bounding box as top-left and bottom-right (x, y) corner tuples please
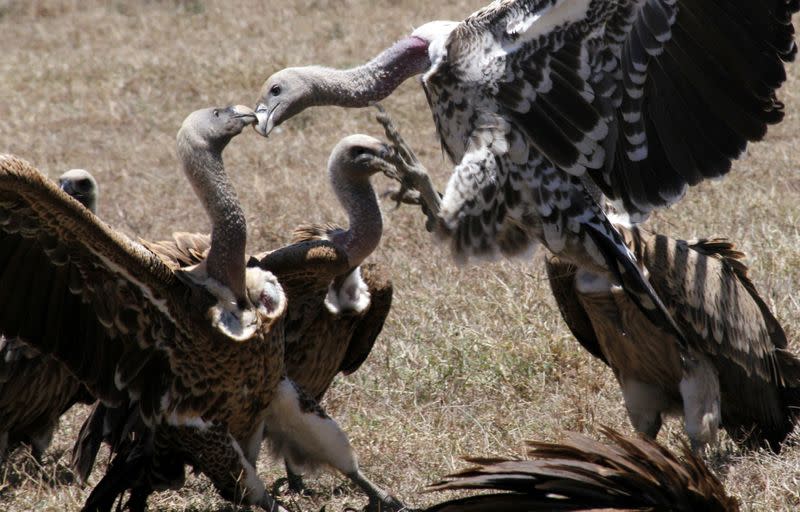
(0, 1), (798, 510)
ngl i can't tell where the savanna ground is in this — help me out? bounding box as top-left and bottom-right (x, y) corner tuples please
(0, 0), (798, 510)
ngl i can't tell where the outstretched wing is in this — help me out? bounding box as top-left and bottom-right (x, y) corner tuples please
(0, 155), (183, 406)
(434, 0), (798, 234)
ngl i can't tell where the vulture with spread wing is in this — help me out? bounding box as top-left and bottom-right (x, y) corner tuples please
(66, 135), (403, 511)
(373, 109), (800, 451)
(0, 108), (406, 512)
(252, 0), (798, 348)
(0, 170), (98, 463)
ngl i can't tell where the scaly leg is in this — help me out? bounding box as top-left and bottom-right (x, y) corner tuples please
(679, 353), (721, 453)
(374, 104), (442, 232)
(160, 424), (287, 512)
(264, 379), (406, 511)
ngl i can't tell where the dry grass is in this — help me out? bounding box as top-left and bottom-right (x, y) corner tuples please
(0, 1), (798, 510)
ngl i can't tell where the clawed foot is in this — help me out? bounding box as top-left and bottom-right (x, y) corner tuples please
(380, 187), (422, 206)
(271, 475), (316, 498)
(374, 104), (442, 232)
(258, 494), (289, 512)
(372, 496), (407, 512)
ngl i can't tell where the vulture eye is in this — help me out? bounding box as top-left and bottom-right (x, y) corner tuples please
(351, 147), (369, 159)
(76, 178), (92, 191)
(213, 109), (220, 117)
(270, 84), (281, 96)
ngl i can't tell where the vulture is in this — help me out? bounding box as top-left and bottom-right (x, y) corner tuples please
(0, 169), (98, 463)
(0, 107), (403, 512)
(253, 0), (798, 349)
(423, 426), (740, 511)
(77, 135), (399, 503)
(375, 111), (800, 451)
(546, 228), (800, 451)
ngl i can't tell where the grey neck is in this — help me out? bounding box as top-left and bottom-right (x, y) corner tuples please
(330, 170), (383, 267)
(178, 134), (247, 303)
(307, 36), (431, 108)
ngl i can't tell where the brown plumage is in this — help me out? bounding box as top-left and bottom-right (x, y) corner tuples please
(0, 106), (293, 511)
(424, 426), (739, 512)
(0, 169), (98, 463)
(140, 136), (395, 497)
(546, 226), (800, 450)
(70, 135), (405, 511)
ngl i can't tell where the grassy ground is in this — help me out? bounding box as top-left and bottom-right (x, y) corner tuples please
(0, 1), (798, 510)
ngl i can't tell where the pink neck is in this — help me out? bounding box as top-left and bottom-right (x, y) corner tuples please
(309, 36), (431, 108)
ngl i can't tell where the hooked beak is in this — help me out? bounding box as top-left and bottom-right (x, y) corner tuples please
(254, 102), (276, 137)
(58, 179), (75, 197)
(373, 143), (397, 175)
(231, 105), (258, 125)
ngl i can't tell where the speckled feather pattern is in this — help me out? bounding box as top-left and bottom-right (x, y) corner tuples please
(0, 155), (287, 505)
(424, 0), (797, 264)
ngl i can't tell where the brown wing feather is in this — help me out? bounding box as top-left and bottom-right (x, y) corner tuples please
(688, 237), (788, 352)
(338, 262), (393, 375)
(0, 155), (180, 404)
(0, 337), (91, 456)
(625, 226), (781, 383)
(141, 232), (211, 269)
(255, 237), (351, 294)
(544, 256), (607, 365)
(624, 227), (798, 447)
(290, 222), (341, 244)
(426, 426), (738, 512)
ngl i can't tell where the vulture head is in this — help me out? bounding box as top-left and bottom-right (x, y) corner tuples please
(329, 134), (395, 180)
(58, 169), (98, 213)
(181, 104), (258, 149)
(254, 68), (314, 137)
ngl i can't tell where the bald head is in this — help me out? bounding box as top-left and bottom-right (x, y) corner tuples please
(328, 134), (394, 180)
(178, 105), (257, 152)
(59, 169), (98, 213)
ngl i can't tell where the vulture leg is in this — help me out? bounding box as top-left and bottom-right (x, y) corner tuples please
(679, 353), (721, 452)
(284, 461), (311, 495)
(29, 420), (57, 461)
(271, 460), (314, 497)
(620, 379), (666, 439)
(84, 424), (285, 512)
(168, 426), (285, 512)
(375, 105), (442, 231)
(263, 379), (405, 511)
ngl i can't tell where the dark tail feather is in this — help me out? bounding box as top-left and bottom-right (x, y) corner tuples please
(778, 349), (800, 443)
(81, 441), (147, 512)
(424, 426), (739, 511)
(71, 401), (141, 483)
(71, 402), (107, 483)
(584, 223), (688, 348)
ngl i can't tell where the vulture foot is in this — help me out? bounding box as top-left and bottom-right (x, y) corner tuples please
(271, 469), (315, 497)
(374, 105), (441, 232)
(347, 470), (406, 512)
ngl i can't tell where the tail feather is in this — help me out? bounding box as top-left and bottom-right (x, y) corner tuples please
(71, 402), (106, 483)
(81, 440), (147, 512)
(584, 223), (688, 349)
(71, 401), (142, 483)
(425, 426), (739, 511)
